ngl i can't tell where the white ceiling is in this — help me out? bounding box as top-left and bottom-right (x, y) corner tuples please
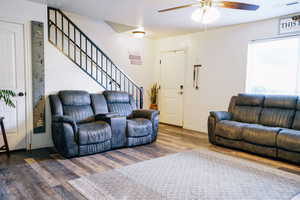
(28, 0), (300, 38)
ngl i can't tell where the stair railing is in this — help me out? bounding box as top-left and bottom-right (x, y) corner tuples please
(47, 7), (143, 108)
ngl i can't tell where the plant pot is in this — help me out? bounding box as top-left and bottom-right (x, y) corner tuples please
(150, 104), (158, 110)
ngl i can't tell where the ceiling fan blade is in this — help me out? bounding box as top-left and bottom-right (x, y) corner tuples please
(158, 3), (200, 13)
(217, 1), (259, 11)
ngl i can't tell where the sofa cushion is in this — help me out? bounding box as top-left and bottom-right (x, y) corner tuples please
(59, 90), (95, 123)
(259, 108), (295, 128)
(90, 94), (109, 114)
(103, 91), (137, 117)
(242, 125), (280, 147)
(236, 94), (265, 106)
(63, 105), (95, 123)
(127, 118), (152, 137)
(233, 106), (262, 124)
(59, 91), (91, 106)
(215, 120), (249, 140)
(232, 93), (265, 123)
(107, 103), (133, 117)
(104, 91), (130, 103)
(78, 121), (111, 145)
(277, 129), (300, 153)
(263, 95), (298, 109)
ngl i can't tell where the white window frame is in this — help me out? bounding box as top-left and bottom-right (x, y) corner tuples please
(246, 35), (300, 95)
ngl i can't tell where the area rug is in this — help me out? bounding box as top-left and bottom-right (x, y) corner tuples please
(69, 149), (300, 200)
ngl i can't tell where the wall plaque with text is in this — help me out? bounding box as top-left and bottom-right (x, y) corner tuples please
(279, 14), (300, 35)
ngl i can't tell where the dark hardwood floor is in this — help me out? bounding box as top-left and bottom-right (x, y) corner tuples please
(0, 124), (300, 199)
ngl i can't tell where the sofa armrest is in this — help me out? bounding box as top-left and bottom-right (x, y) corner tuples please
(210, 111), (232, 122)
(98, 115), (127, 149)
(132, 109), (160, 141)
(132, 109), (160, 120)
(207, 116), (217, 144)
(52, 115), (78, 133)
(95, 113), (123, 121)
(51, 115), (79, 158)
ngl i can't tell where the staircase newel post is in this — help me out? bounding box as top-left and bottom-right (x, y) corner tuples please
(140, 87), (144, 109)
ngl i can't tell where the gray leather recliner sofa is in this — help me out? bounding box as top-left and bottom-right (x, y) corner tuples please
(49, 90), (159, 158)
(208, 93), (300, 164)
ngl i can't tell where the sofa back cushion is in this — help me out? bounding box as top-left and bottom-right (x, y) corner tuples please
(90, 94), (109, 114)
(259, 95), (297, 128)
(292, 99), (300, 130)
(103, 91), (136, 117)
(232, 94), (264, 123)
(59, 91), (94, 123)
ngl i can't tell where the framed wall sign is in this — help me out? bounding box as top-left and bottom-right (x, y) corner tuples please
(279, 14), (300, 35)
(129, 51), (143, 65)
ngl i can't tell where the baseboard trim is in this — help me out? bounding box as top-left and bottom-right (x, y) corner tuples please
(159, 122), (183, 128)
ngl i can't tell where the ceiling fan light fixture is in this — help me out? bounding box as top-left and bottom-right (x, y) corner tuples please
(191, 7), (220, 24)
(132, 30), (146, 38)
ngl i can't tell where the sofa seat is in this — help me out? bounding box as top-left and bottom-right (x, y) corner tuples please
(78, 121), (112, 145)
(277, 129), (300, 153)
(215, 120), (250, 140)
(242, 125), (280, 147)
(127, 118), (152, 137)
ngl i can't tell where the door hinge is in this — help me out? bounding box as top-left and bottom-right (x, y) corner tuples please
(160, 60), (162, 64)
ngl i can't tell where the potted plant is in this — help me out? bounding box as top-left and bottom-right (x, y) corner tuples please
(149, 83), (159, 110)
(0, 90), (16, 108)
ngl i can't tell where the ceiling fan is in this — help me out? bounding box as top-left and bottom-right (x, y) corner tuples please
(158, 0), (260, 24)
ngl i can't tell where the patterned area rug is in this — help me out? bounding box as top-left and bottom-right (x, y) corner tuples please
(69, 149), (300, 200)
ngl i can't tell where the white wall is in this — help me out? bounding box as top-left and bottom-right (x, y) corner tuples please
(63, 12), (156, 98)
(155, 18), (279, 133)
(0, 0), (289, 148)
(0, 0), (155, 149)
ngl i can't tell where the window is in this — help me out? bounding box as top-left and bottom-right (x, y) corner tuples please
(246, 37), (300, 95)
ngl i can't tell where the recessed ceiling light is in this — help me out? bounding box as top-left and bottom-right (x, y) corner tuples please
(132, 28), (146, 38)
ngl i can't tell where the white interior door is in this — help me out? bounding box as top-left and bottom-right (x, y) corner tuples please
(159, 51), (185, 126)
(0, 21), (27, 150)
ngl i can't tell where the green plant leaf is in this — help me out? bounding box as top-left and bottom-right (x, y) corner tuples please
(0, 90), (16, 108)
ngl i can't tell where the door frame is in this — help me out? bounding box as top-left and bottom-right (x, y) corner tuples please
(0, 18), (34, 150)
(159, 49), (187, 127)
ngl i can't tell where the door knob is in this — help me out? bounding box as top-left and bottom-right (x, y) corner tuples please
(18, 92), (25, 97)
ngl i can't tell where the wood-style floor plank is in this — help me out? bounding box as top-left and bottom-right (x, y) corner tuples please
(92, 153), (125, 168)
(24, 158), (60, 187)
(73, 156), (107, 173)
(118, 148), (154, 161)
(50, 154), (90, 177)
(0, 124), (299, 200)
(108, 151), (137, 165)
(113, 150), (142, 162)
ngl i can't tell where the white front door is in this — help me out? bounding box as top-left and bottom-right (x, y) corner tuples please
(159, 51), (185, 126)
(0, 21), (27, 150)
